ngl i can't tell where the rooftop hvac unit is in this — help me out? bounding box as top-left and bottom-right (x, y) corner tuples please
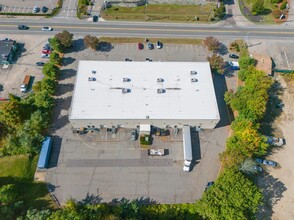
(190, 71), (197, 75)
(88, 77), (96, 81)
(92, 70), (96, 74)
(157, 78), (164, 82)
(191, 78), (198, 82)
(123, 78), (131, 82)
(157, 89), (166, 94)
(122, 88), (130, 93)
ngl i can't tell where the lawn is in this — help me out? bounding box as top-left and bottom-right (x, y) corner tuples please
(102, 4), (214, 22)
(99, 37), (203, 45)
(0, 154), (57, 211)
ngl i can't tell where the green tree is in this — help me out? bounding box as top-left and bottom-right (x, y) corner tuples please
(0, 184), (18, 204)
(207, 53), (225, 74)
(34, 91), (54, 109)
(214, 2), (226, 20)
(220, 147), (246, 169)
(55, 30), (73, 48)
(239, 56), (255, 69)
(83, 35), (99, 50)
(203, 36), (221, 53)
(195, 168), (263, 220)
(239, 158), (259, 175)
(49, 51), (62, 66)
(25, 209), (51, 220)
(42, 63), (60, 79)
(41, 77), (57, 95)
(49, 37), (63, 53)
(252, 0), (265, 15)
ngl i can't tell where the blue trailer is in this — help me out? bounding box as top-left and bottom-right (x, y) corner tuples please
(37, 137), (52, 169)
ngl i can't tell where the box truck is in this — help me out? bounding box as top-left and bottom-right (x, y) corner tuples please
(20, 75), (30, 92)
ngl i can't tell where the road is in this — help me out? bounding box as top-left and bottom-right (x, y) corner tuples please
(1, 18), (294, 39)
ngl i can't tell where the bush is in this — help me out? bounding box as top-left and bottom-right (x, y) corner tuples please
(272, 9), (283, 18)
(280, 1), (287, 10)
(214, 3), (226, 20)
(252, 0), (265, 15)
(271, 0), (283, 3)
(207, 54), (225, 74)
(203, 36), (221, 53)
(140, 135), (152, 145)
(239, 56), (255, 69)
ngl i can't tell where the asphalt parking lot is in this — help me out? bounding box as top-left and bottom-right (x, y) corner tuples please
(0, 0), (57, 14)
(45, 38), (230, 204)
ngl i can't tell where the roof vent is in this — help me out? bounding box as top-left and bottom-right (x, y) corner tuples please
(88, 77), (96, 81)
(92, 70), (96, 74)
(146, 115), (150, 119)
(123, 78), (131, 82)
(157, 89), (166, 94)
(191, 78), (198, 82)
(122, 88), (131, 93)
(191, 71), (197, 75)
(157, 78), (164, 82)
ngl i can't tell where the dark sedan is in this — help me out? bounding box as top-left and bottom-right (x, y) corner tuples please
(36, 62), (45, 66)
(229, 54), (239, 59)
(18, 25), (29, 30)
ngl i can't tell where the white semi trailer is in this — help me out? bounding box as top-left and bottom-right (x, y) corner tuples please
(182, 125), (192, 172)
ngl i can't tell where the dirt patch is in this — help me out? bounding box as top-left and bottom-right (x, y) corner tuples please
(252, 53), (272, 75)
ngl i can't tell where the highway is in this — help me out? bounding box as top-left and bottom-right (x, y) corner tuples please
(1, 18), (294, 39)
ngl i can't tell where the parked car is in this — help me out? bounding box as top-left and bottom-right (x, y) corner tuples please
(146, 58), (152, 62)
(125, 58), (132, 61)
(255, 158), (277, 167)
(43, 44), (51, 50)
(36, 62), (45, 66)
(42, 26), (53, 31)
(156, 41), (162, 49)
(41, 6), (48, 13)
(204, 182), (214, 191)
(42, 50), (51, 54)
(138, 43), (143, 50)
(131, 130), (137, 141)
(147, 42), (153, 50)
(93, 15), (98, 22)
(41, 54), (50, 58)
(229, 54), (239, 59)
(32, 6), (40, 13)
(253, 165), (263, 172)
(266, 136), (284, 146)
(18, 24), (29, 30)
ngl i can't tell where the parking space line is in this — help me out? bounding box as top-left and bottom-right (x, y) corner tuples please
(17, 7), (21, 13)
(13, 6), (16, 13)
(7, 6), (11, 12)
(3, 6), (6, 12)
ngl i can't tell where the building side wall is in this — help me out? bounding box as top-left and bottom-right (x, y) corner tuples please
(69, 118), (220, 129)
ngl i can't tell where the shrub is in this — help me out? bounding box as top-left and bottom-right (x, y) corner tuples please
(239, 56), (255, 69)
(140, 135), (152, 145)
(252, 0), (265, 15)
(271, 0), (283, 3)
(280, 1), (287, 10)
(203, 36), (221, 53)
(272, 9), (283, 18)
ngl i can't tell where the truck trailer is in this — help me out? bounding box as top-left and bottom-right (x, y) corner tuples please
(20, 75), (31, 92)
(182, 125), (192, 172)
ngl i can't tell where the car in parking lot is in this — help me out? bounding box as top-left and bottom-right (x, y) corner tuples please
(156, 41), (162, 49)
(138, 43), (143, 50)
(147, 42), (153, 50)
(41, 54), (50, 58)
(266, 136), (284, 146)
(43, 44), (51, 50)
(18, 25), (29, 30)
(131, 130), (137, 141)
(42, 50), (51, 54)
(36, 62), (45, 66)
(32, 6), (40, 13)
(93, 15), (98, 22)
(253, 165), (263, 172)
(42, 27), (53, 31)
(41, 6), (48, 13)
(229, 54), (239, 59)
(255, 158), (277, 167)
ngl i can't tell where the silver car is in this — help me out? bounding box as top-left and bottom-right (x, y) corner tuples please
(131, 130), (137, 141)
(42, 26), (53, 31)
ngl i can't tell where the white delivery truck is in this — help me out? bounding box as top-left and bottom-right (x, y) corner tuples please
(182, 125), (192, 172)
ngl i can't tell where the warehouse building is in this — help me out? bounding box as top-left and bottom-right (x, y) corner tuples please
(69, 61), (220, 130)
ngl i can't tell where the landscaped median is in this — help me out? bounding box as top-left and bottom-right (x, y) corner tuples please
(101, 4), (217, 22)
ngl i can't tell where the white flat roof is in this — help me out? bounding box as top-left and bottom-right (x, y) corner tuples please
(70, 61), (220, 120)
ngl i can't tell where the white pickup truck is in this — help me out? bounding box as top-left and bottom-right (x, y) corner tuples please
(148, 149), (165, 156)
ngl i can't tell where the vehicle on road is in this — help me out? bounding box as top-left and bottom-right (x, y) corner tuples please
(147, 42), (153, 50)
(32, 6), (40, 13)
(131, 130), (137, 141)
(255, 158), (277, 167)
(156, 41), (162, 49)
(266, 136), (284, 146)
(36, 62), (45, 66)
(41, 6), (48, 13)
(42, 50), (51, 54)
(18, 25), (29, 30)
(138, 43), (143, 50)
(93, 15), (98, 22)
(229, 54), (239, 59)
(204, 181), (214, 191)
(41, 54), (50, 58)
(42, 27), (53, 31)
(148, 149), (165, 156)
(20, 75), (31, 93)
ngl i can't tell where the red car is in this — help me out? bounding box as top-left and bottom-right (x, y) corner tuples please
(42, 49), (51, 54)
(138, 43), (143, 50)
